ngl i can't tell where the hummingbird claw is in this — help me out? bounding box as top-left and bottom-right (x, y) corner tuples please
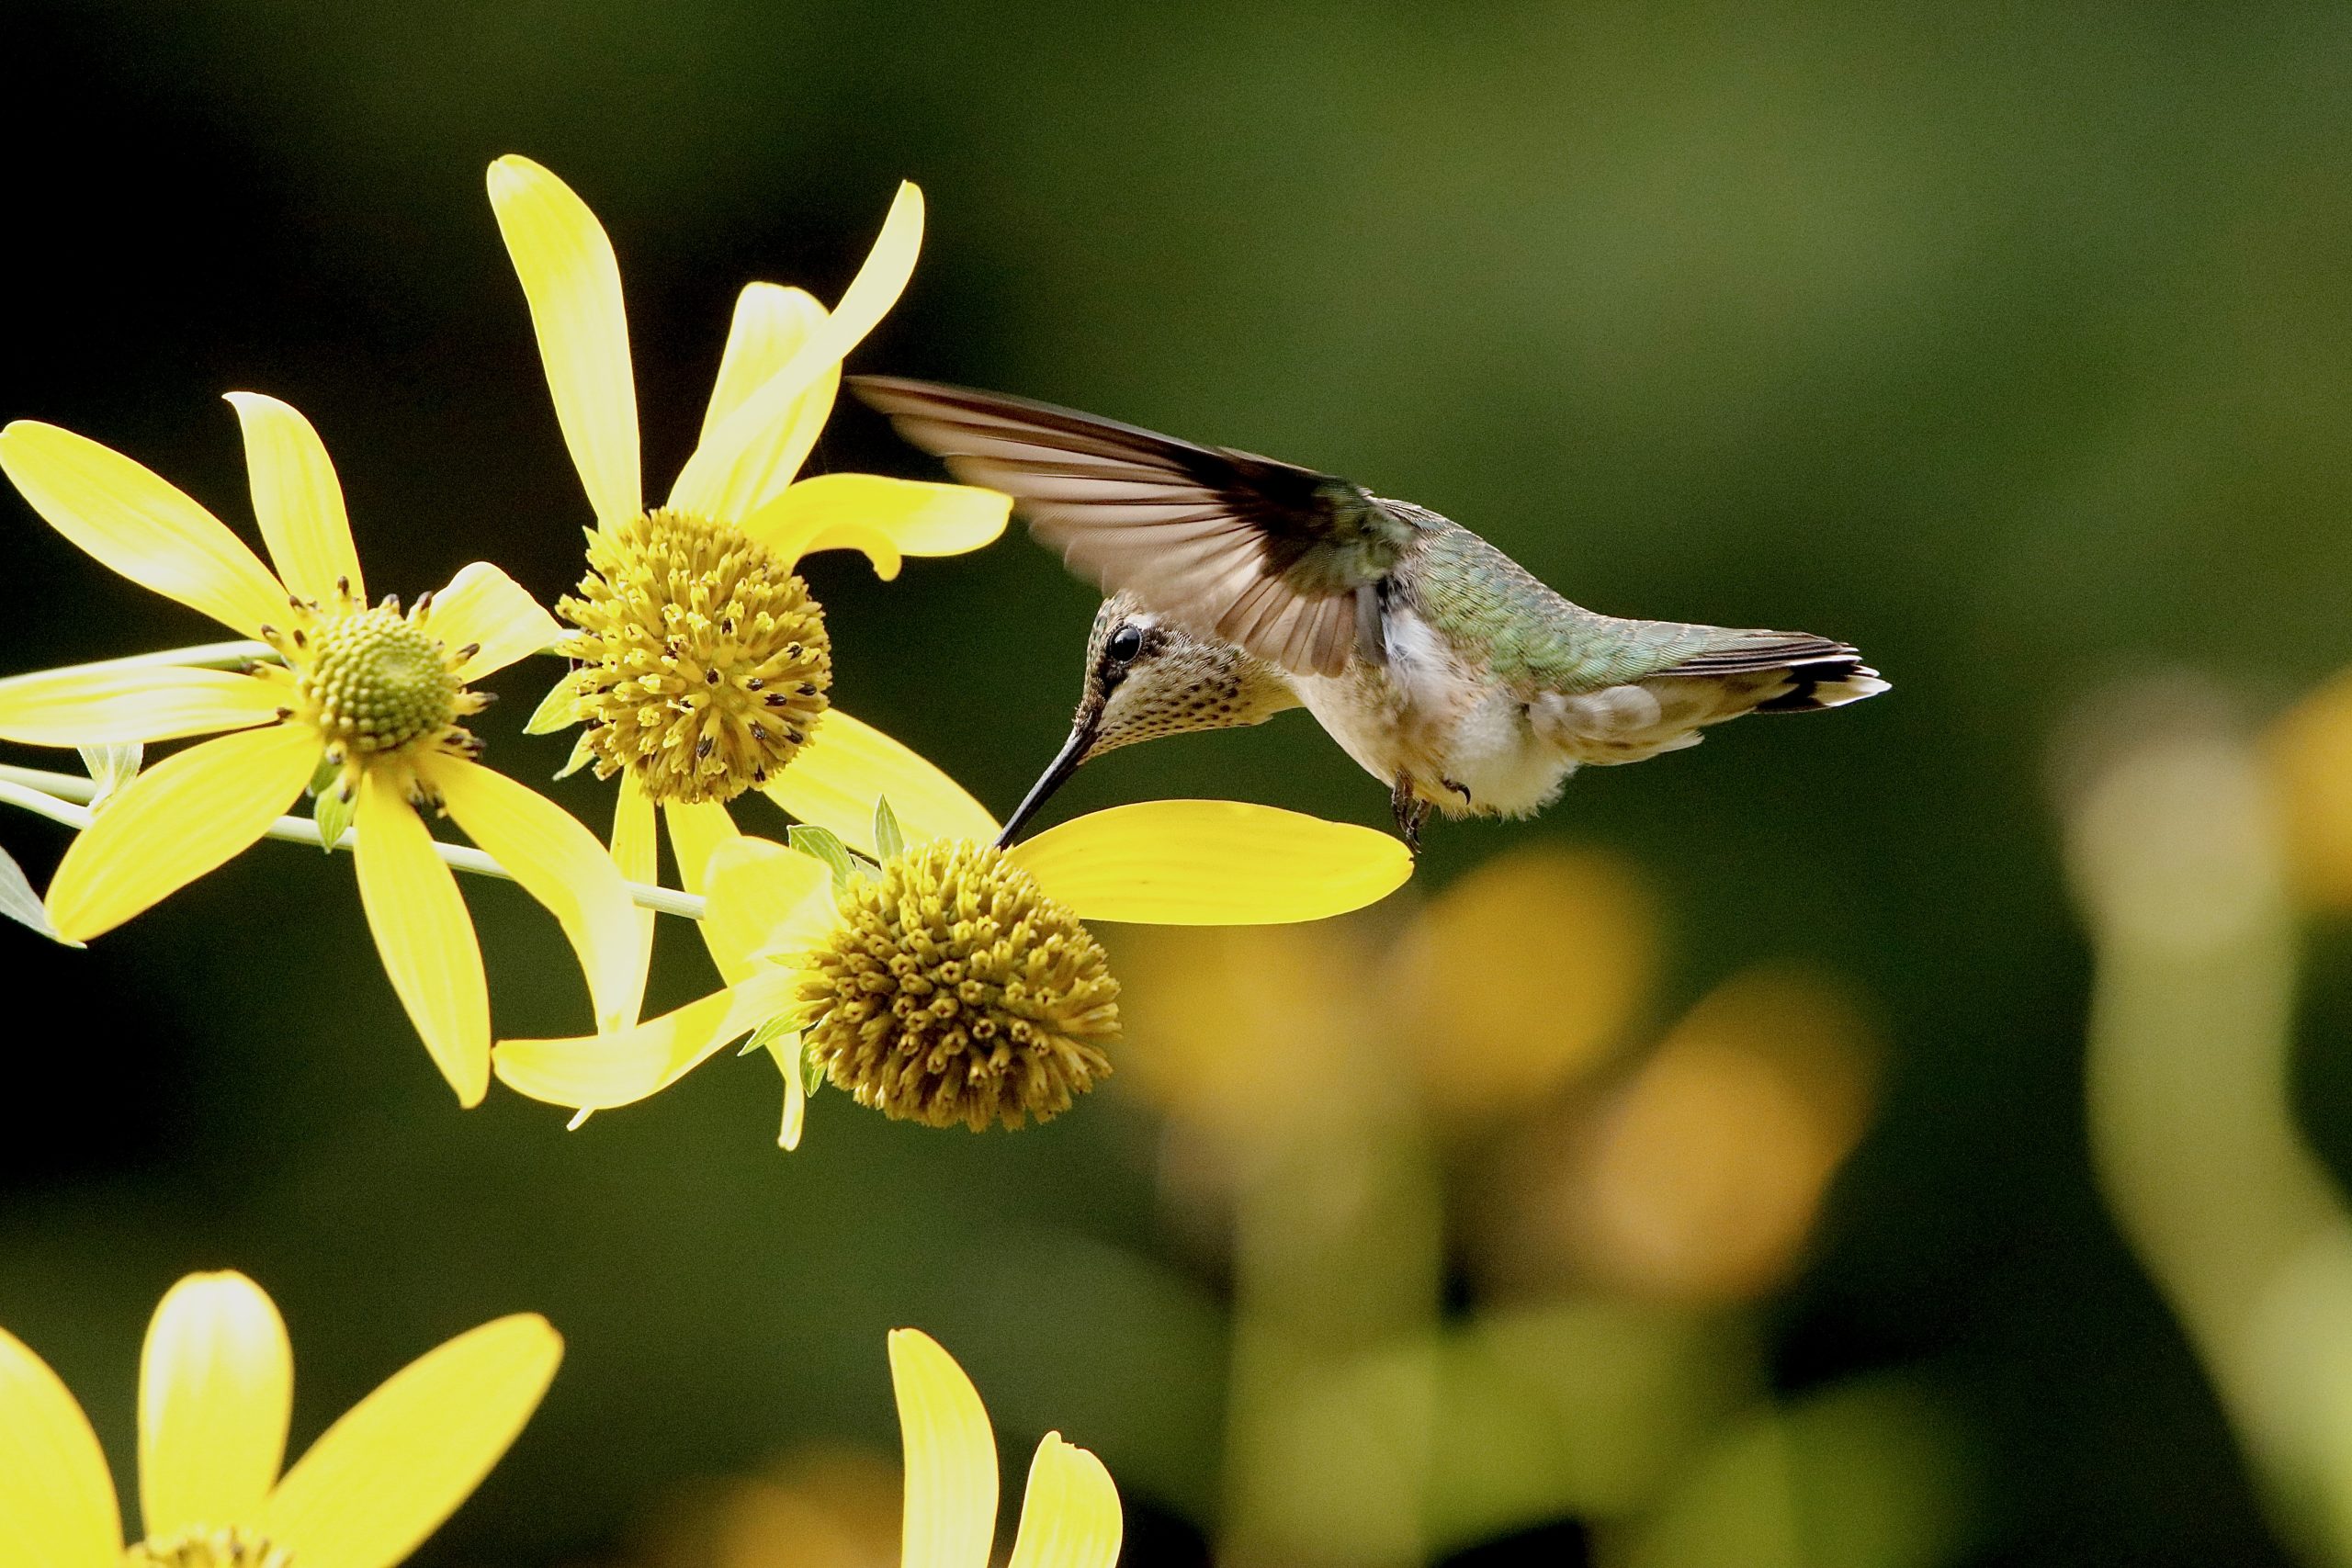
(1390, 776), (1430, 855)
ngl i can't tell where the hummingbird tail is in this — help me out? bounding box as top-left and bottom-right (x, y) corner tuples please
(1751, 657), (1890, 712)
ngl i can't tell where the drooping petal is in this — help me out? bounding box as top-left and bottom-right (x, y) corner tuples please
(668, 183), (922, 521)
(260, 1314), (560, 1568)
(741, 474), (1010, 563)
(663, 796), (741, 895)
(0, 420), (288, 637)
(1006, 801), (1412, 925)
(354, 773), (490, 1107)
(612, 772), (658, 1014)
(138, 1271), (291, 1542)
(762, 707), (998, 858)
(0, 664), (285, 747)
(696, 283), (826, 447)
(736, 487), (901, 580)
(764, 1032), (808, 1151)
(701, 835), (831, 982)
(492, 965), (800, 1111)
(487, 155), (641, 530)
(888, 1328), (998, 1568)
(224, 392), (363, 607)
(1005, 1436), (1124, 1568)
(0, 1322), (119, 1568)
(425, 563), (563, 682)
(45, 722), (318, 942)
(421, 755), (646, 1034)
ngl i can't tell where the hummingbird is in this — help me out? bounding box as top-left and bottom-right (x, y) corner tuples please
(851, 377), (1887, 851)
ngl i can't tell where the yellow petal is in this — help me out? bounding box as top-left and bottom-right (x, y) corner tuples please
(768, 1034), (808, 1151)
(697, 283), (826, 447)
(1007, 801), (1412, 925)
(46, 723), (318, 941)
(701, 835), (831, 982)
(224, 392), (363, 607)
(0, 1322), (119, 1568)
(487, 155), (640, 529)
(1005, 1436), (1123, 1568)
(741, 474), (1010, 563)
(664, 796), (741, 895)
(425, 563), (562, 682)
(0, 421), (288, 637)
(739, 496), (902, 581)
(669, 183), (922, 520)
(260, 1314), (560, 1568)
(0, 664), (285, 747)
(613, 772), (658, 1018)
(422, 755), (646, 1034)
(888, 1328), (998, 1568)
(762, 707), (997, 858)
(492, 966), (800, 1111)
(139, 1271), (291, 1541)
(354, 773), (489, 1106)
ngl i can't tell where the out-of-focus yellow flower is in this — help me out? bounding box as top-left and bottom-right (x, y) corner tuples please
(631, 1446), (902, 1568)
(886, 1329), (1121, 1568)
(487, 154), (1010, 1005)
(1391, 844), (1658, 1119)
(1483, 967), (1878, 1305)
(0, 400), (641, 1105)
(493, 782), (1414, 1145)
(2265, 669), (2352, 905)
(0, 1269), (560, 1568)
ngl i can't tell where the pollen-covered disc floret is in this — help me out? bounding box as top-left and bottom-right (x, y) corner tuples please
(796, 840), (1121, 1131)
(126, 1529), (293, 1568)
(558, 508), (831, 806)
(260, 583), (487, 797)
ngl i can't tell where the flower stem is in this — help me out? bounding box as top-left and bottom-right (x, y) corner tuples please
(0, 762), (706, 920)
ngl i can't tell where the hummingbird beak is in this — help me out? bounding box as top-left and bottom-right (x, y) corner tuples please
(995, 705), (1101, 848)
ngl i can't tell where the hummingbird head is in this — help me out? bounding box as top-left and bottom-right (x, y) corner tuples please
(995, 592), (1301, 845)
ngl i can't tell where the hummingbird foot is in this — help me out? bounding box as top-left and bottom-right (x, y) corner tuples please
(1390, 775), (1430, 854)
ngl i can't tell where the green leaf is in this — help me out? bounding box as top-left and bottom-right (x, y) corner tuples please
(553, 729), (597, 782)
(307, 752), (342, 796)
(739, 1012), (797, 1058)
(787, 824), (858, 892)
(798, 1034), (826, 1100)
(873, 795), (907, 861)
(77, 741), (141, 807)
(524, 672), (582, 735)
(312, 781), (357, 852)
(0, 841), (78, 947)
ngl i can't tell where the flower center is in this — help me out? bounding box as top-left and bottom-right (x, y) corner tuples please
(296, 606), (462, 755)
(560, 508), (831, 806)
(126, 1528), (292, 1568)
(796, 840), (1121, 1130)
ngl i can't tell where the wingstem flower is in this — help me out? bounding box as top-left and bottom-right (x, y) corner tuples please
(487, 154), (1010, 1005)
(0, 1270), (559, 1568)
(0, 397), (643, 1105)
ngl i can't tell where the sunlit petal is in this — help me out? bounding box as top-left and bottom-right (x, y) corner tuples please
(46, 723), (317, 941)
(741, 474), (1010, 562)
(260, 1315), (560, 1568)
(669, 183), (922, 520)
(493, 966), (800, 1111)
(0, 1322), (119, 1568)
(354, 773), (489, 1107)
(139, 1271), (290, 1541)
(1005, 1435), (1123, 1568)
(663, 796), (741, 895)
(612, 772), (658, 1014)
(422, 755), (646, 1034)
(697, 283), (825, 446)
(425, 563), (562, 682)
(487, 154), (641, 529)
(888, 1328), (997, 1568)
(0, 420), (288, 637)
(1007, 801), (1412, 924)
(0, 664), (284, 747)
(702, 835), (831, 982)
(737, 493), (901, 580)
(763, 707), (998, 858)
(224, 392), (363, 606)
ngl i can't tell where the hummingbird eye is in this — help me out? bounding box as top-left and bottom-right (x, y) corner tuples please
(1106, 625), (1145, 665)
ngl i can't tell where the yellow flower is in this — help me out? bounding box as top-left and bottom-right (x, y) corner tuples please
(486, 154), (1010, 994)
(885, 1329), (1122, 1568)
(0, 1270), (560, 1568)
(493, 766), (1414, 1145)
(0, 397), (644, 1105)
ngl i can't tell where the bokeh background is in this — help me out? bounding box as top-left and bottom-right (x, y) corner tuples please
(8, 4), (2352, 1565)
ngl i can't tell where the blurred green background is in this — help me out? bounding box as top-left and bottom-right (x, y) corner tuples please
(8, 3), (2352, 1565)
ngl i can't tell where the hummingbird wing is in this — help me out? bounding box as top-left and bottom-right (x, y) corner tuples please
(849, 376), (1419, 676)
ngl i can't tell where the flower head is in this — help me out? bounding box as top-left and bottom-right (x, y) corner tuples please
(0, 1270), (559, 1568)
(0, 397), (644, 1104)
(492, 756), (1416, 1145)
